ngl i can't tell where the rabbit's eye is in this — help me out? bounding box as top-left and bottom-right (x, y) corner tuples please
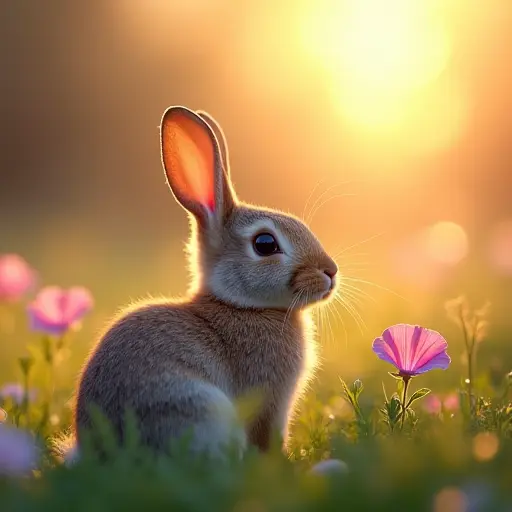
(253, 233), (280, 256)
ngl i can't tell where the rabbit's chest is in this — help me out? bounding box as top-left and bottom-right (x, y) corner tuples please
(229, 323), (309, 399)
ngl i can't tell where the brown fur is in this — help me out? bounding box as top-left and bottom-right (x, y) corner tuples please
(73, 106), (337, 458)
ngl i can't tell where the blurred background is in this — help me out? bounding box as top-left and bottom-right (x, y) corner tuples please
(1, 0), (512, 393)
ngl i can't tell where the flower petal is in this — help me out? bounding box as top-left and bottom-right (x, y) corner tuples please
(28, 287), (66, 325)
(372, 324), (451, 375)
(0, 424), (38, 476)
(408, 327), (450, 373)
(0, 254), (36, 302)
(61, 287), (93, 324)
(423, 394), (442, 414)
(443, 393), (460, 411)
(27, 286), (93, 335)
(0, 384), (37, 405)
(27, 305), (68, 335)
(0, 384), (24, 404)
(413, 350), (451, 374)
(373, 324), (421, 372)
(372, 334), (401, 369)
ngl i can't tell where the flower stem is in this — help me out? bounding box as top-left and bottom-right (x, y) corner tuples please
(459, 307), (474, 416)
(400, 376), (410, 431)
(22, 371), (30, 426)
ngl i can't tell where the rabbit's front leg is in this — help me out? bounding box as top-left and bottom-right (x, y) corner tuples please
(247, 404), (289, 452)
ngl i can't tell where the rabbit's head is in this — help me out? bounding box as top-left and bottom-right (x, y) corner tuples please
(160, 106), (338, 310)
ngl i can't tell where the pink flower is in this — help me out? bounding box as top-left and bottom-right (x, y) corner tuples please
(422, 393), (459, 414)
(0, 424), (38, 476)
(443, 392), (460, 411)
(0, 254), (36, 302)
(0, 383), (37, 405)
(423, 394), (442, 414)
(27, 286), (93, 336)
(372, 324), (451, 376)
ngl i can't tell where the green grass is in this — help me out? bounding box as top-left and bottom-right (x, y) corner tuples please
(1, 288), (512, 511)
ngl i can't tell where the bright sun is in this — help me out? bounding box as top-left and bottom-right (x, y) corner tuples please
(332, 0), (450, 92)
(301, 0), (465, 145)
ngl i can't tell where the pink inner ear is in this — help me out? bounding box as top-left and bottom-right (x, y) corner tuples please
(163, 113), (216, 213)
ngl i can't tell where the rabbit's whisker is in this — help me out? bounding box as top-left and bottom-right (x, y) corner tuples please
(342, 293), (367, 333)
(323, 300), (336, 348)
(331, 232), (386, 260)
(304, 180), (358, 225)
(333, 293), (366, 335)
(331, 297), (349, 347)
(282, 289), (305, 334)
(307, 193), (357, 226)
(301, 177), (327, 222)
(340, 281), (377, 304)
(342, 276), (408, 303)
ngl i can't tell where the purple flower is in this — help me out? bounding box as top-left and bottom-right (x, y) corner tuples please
(0, 383), (37, 405)
(0, 424), (38, 476)
(0, 254), (36, 302)
(27, 286), (93, 336)
(372, 324), (451, 376)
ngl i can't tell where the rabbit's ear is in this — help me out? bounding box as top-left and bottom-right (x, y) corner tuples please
(196, 110), (230, 177)
(160, 106), (235, 228)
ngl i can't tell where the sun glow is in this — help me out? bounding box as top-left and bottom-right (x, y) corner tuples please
(301, 0), (467, 149)
(315, 0), (450, 90)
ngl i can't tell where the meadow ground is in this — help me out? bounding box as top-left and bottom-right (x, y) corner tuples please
(0, 253), (511, 512)
(3, 1), (512, 510)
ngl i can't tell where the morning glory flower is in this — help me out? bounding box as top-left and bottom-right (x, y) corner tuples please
(0, 383), (37, 405)
(0, 254), (36, 303)
(372, 324), (451, 377)
(0, 424), (38, 476)
(27, 286), (93, 336)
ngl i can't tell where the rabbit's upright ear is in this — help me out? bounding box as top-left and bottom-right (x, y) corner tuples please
(196, 110), (230, 177)
(160, 106), (236, 229)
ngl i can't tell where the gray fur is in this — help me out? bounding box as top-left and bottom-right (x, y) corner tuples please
(72, 106), (338, 459)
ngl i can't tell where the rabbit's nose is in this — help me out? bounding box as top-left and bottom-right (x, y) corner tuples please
(323, 261), (338, 280)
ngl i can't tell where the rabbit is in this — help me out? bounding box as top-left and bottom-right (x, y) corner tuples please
(72, 105), (339, 461)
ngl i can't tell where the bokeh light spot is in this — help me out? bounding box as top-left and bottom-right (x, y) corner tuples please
(488, 219), (512, 274)
(433, 487), (468, 512)
(472, 432), (499, 462)
(425, 221), (468, 266)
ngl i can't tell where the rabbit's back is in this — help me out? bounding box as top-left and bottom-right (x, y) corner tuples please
(74, 296), (314, 451)
(74, 300), (232, 441)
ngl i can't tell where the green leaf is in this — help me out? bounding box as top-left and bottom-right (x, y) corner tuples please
(387, 395), (402, 422)
(397, 378), (404, 397)
(18, 356), (34, 376)
(382, 381), (389, 403)
(406, 388), (431, 408)
(339, 377), (355, 404)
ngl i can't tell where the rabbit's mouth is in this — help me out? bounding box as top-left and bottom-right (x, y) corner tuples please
(319, 282), (337, 302)
(321, 286), (336, 300)
(291, 269), (337, 306)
